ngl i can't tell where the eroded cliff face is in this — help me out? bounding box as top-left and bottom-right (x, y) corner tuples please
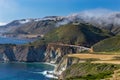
(0, 45), (16, 61)
(0, 43), (86, 62)
(0, 43), (89, 79)
(44, 43), (82, 64)
(54, 56), (82, 75)
(0, 45), (46, 62)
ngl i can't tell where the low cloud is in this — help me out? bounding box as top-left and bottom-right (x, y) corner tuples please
(76, 9), (120, 25)
(0, 22), (7, 26)
(57, 9), (120, 27)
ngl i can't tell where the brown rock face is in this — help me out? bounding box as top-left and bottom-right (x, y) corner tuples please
(44, 43), (81, 64)
(0, 45), (46, 62)
(0, 43), (85, 62)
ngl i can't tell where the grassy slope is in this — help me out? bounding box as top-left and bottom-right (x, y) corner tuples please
(33, 23), (113, 47)
(62, 63), (120, 80)
(93, 35), (120, 52)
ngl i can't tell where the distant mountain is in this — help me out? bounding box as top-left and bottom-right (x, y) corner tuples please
(0, 19), (33, 33)
(1, 16), (64, 28)
(18, 11), (120, 35)
(33, 23), (113, 47)
(1, 10), (120, 38)
(66, 11), (120, 34)
(0, 16), (65, 38)
(10, 16), (64, 35)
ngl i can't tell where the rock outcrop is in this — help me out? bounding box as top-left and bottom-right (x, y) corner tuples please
(0, 43), (89, 79)
(0, 45), (46, 62)
(54, 56), (82, 76)
(0, 43), (89, 62)
(44, 43), (82, 63)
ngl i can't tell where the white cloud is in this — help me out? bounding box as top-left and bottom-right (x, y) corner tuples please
(57, 9), (120, 27)
(68, 8), (116, 19)
(0, 22), (7, 26)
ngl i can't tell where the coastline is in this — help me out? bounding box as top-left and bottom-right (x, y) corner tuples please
(40, 62), (59, 79)
(0, 61), (59, 79)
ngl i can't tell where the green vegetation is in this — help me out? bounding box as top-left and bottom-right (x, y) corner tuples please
(84, 58), (100, 63)
(93, 35), (120, 52)
(62, 63), (120, 80)
(33, 23), (112, 47)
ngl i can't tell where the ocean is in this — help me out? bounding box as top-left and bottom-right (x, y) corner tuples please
(0, 37), (56, 80)
(0, 62), (55, 80)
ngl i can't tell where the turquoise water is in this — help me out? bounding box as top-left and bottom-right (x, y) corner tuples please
(0, 62), (55, 80)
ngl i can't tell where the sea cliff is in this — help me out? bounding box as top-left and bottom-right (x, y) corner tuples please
(0, 43), (89, 79)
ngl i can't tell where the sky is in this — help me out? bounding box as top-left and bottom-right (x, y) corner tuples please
(0, 0), (120, 24)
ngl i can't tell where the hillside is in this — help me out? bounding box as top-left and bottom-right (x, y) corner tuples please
(93, 35), (120, 52)
(35, 23), (113, 47)
(61, 63), (120, 80)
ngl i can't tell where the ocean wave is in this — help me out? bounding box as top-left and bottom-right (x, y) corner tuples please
(33, 70), (58, 79)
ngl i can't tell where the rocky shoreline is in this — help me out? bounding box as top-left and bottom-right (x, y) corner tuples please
(0, 43), (90, 79)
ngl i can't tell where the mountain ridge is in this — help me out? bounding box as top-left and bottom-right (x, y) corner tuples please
(1, 10), (120, 39)
(32, 23), (113, 47)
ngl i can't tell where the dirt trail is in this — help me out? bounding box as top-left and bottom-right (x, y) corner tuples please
(68, 54), (120, 60)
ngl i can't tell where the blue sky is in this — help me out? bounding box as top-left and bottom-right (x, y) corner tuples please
(0, 0), (120, 23)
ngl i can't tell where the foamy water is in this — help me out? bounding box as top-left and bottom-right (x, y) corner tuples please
(0, 62), (55, 80)
(33, 70), (58, 79)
